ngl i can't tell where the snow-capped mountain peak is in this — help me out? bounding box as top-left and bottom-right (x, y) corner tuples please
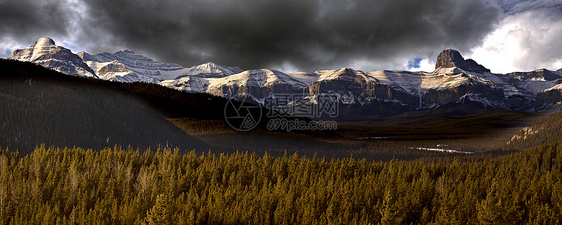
(181, 62), (243, 78)
(204, 69), (309, 99)
(317, 68), (368, 82)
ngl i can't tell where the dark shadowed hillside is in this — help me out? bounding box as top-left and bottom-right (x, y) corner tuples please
(0, 59), (211, 154)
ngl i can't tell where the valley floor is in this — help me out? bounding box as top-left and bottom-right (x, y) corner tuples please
(169, 108), (547, 161)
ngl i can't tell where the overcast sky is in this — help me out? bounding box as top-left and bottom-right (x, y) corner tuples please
(1, 0), (561, 73)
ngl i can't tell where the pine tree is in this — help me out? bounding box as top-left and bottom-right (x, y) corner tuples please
(477, 179), (505, 224)
(144, 194), (173, 225)
(380, 189), (401, 225)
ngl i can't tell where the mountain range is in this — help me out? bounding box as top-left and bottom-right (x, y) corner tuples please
(10, 37), (562, 117)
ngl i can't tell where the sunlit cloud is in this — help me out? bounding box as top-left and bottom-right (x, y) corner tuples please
(470, 9), (562, 73)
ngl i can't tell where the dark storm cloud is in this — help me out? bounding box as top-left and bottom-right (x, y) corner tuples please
(77, 0), (501, 71)
(1, 0), (501, 71)
(0, 0), (72, 43)
(78, 0), (321, 69)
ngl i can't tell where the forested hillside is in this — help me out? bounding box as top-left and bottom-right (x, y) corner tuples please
(506, 109), (562, 150)
(0, 143), (560, 224)
(0, 59), (211, 154)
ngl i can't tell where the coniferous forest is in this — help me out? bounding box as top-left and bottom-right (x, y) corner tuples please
(0, 143), (561, 224)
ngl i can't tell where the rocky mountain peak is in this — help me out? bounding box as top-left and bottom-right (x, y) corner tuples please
(77, 51), (94, 61)
(435, 49), (490, 73)
(199, 62), (218, 70)
(435, 49), (463, 68)
(34, 37), (56, 47)
(115, 50), (136, 55)
(341, 67), (354, 73)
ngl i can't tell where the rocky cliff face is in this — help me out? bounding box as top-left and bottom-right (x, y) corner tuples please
(435, 49), (490, 73)
(506, 69), (562, 81)
(308, 68), (419, 107)
(97, 61), (131, 77)
(535, 84), (562, 109)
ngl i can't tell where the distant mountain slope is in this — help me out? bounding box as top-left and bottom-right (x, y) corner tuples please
(535, 83), (562, 109)
(0, 59), (210, 154)
(180, 62), (243, 78)
(78, 50), (242, 82)
(206, 69), (308, 100)
(79, 50), (187, 82)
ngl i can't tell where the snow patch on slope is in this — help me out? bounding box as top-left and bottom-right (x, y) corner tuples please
(208, 69), (308, 89)
(367, 70), (470, 95)
(159, 77), (210, 93)
(180, 62), (243, 78)
(286, 72), (321, 85)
